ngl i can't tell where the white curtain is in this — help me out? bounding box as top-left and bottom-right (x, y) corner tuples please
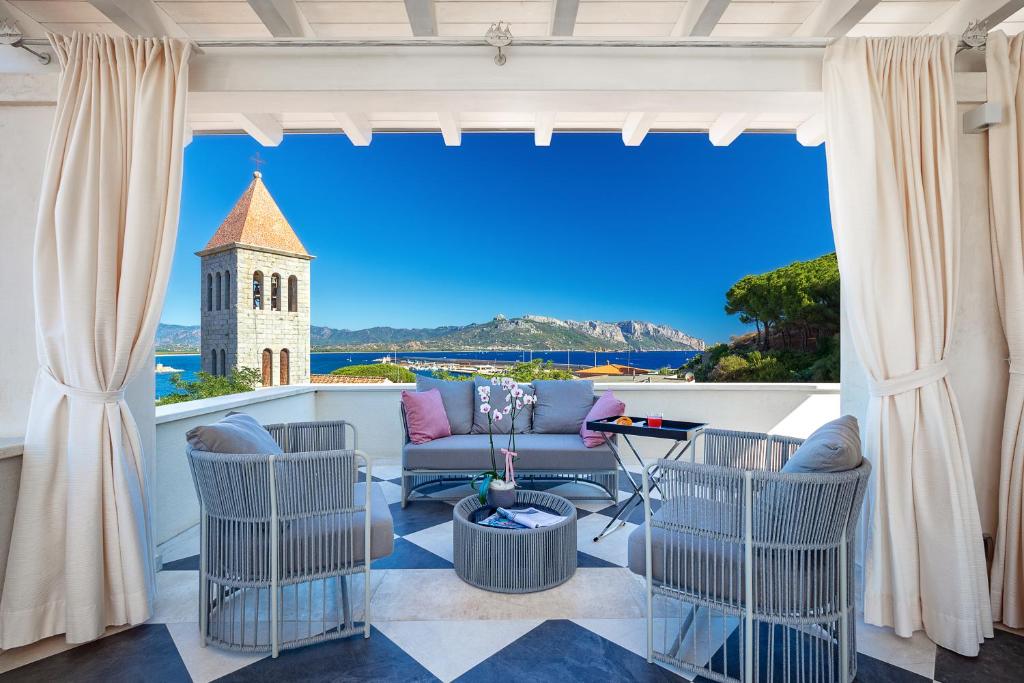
(823, 35), (992, 656)
(987, 31), (1024, 629)
(0, 33), (191, 648)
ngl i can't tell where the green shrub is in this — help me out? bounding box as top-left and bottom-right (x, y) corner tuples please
(156, 367), (263, 406)
(331, 363), (417, 383)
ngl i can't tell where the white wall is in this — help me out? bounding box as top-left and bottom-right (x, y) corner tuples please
(838, 106), (1009, 537)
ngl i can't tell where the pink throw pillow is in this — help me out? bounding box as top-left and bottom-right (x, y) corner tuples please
(402, 389), (452, 444)
(581, 390), (626, 448)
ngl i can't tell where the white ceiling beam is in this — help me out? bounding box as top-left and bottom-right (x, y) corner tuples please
(237, 113), (283, 146)
(551, 0), (580, 37)
(793, 0), (881, 38)
(534, 112), (555, 146)
(671, 0), (730, 37)
(86, 0), (186, 38)
(437, 112), (461, 146)
(404, 0), (437, 37)
(183, 123), (194, 148)
(926, 0), (1024, 34)
(332, 112), (372, 146)
(709, 112), (755, 146)
(621, 112), (658, 146)
(796, 113), (825, 146)
(247, 0), (313, 38)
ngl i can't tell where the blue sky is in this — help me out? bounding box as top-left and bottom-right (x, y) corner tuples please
(164, 132), (833, 344)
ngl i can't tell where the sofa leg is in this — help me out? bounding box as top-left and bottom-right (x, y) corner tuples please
(401, 474), (408, 508)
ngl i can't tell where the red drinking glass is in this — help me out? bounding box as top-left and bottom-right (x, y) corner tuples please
(647, 414), (664, 428)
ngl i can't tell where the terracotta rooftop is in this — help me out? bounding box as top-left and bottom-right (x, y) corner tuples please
(575, 363), (651, 377)
(200, 172), (309, 257)
(310, 374), (394, 384)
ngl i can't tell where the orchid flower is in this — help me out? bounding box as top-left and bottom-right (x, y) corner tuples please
(503, 404), (512, 415)
(480, 403), (491, 414)
(504, 393), (512, 402)
(515, 400), (523, 410)
(491, 377), (500, 385)
(493, 410), (503, 421)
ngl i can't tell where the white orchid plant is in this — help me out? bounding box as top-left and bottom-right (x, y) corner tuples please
(473, 377), (537, 503)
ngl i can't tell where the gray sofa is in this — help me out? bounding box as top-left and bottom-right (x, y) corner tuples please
(400, 377), (619, 506)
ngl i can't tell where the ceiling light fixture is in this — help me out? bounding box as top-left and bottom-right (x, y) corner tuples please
(0, 18), (50, 64)
(485, 21), (512, 66)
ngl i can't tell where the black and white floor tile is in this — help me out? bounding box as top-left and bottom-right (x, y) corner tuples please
(1, 463), (1022, 682)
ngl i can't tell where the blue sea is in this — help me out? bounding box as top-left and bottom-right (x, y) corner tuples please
(154, 349), (699, 399)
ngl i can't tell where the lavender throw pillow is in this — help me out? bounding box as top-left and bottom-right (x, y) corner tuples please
(402, 389), (453, 444)
(581, 390), (626, 448)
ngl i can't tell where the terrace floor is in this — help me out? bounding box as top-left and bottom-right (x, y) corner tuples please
(0, 462), (1022, 682)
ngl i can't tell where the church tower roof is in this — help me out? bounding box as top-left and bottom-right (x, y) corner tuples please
(197, 171), (311, 258)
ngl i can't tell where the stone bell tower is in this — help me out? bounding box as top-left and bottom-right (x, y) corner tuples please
(196, 171), (313, 386)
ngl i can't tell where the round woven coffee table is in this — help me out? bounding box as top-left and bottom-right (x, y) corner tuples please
(453, 490), (577, 593)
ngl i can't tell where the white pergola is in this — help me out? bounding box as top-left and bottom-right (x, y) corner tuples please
(0, 0), (1014, 146)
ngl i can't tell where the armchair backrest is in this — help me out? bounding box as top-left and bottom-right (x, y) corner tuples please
(701, 428), (804, 472)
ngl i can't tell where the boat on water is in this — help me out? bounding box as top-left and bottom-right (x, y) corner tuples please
(155, 362), (184, 374)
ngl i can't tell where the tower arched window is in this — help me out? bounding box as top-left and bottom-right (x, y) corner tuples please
(209, 348), (217, 375)
(219, 349), (226, 377)
(270, 273), (281, 311)
(215, 272), (222, 311)
(253, 271), (264, 310)
(288, 275), (298, 313)
(279, 349), (290, 385)
(223, 271), (231, 309)
(261, 348), (273, 387)
(206, 273), (213, 312)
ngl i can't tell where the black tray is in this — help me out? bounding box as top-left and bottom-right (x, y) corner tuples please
(469, 502), (562, 524)
(585, 416), (707, 440)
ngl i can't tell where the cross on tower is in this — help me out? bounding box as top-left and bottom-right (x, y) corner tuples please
(250, 151), (266, 176)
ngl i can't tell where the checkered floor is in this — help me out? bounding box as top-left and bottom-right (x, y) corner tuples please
(1, 463), (1022, 682)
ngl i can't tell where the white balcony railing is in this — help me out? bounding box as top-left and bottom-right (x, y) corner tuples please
(151, 382), (840, 551)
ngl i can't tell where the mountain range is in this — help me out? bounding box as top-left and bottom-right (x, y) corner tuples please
(156, 315), (705, 352)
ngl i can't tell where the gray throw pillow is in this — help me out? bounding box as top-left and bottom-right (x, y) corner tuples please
(186, 412), (284, 454)
(781, 415), (862, 473)
(471, 376), (534, 435)
(416, 375), (474, 434)
(531, 380), (595, 434)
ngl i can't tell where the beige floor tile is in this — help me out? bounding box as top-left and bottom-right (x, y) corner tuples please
(855, 619), (936, 679)
(376, 619), (542, 681)
(164, 622), (265, 683)
(371, 568), (645, 621)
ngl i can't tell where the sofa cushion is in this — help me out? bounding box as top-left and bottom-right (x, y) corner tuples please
(416, 375), (474, 434)
(581, 390), (626, 447)
(404, 433), (616, 471)
(186, 412), (283, 454)
(401, 389), (452, 444)
(781, 415), (862, 474)
(627, 501), (828, 611)
(532, 380), (595, 434)
(471, 377), (534, 435)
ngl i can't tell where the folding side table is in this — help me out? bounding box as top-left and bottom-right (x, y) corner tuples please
(585, 416), (707, 542)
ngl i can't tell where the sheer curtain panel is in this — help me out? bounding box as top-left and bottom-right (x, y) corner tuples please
(0, 33), (191, 647)
(822, 35), (992, 656)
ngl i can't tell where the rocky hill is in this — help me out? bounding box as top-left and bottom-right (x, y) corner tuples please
(157, 315), (705, 353)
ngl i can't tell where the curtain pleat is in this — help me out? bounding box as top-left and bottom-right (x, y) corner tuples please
(823, 35), (992, 656)
(987, 31), (1024, 629)
(0, 33), (191, 648)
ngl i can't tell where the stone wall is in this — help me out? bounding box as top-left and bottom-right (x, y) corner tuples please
(232, 247), (311, 385)
(199, 250), (238, 375)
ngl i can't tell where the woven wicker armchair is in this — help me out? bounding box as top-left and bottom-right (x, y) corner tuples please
(186, 420), (394, 658)
(630, 428), (870, 683)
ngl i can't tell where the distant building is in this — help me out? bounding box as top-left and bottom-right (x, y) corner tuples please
(196, 171), (313, 386)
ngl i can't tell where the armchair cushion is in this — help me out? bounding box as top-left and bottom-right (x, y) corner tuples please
(186, 412), (283, 454)
(280, 483), (394, 566)
(531, 380), (594, 434)
(416, 375), (474, 434)
(781, 415), (861, 473)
